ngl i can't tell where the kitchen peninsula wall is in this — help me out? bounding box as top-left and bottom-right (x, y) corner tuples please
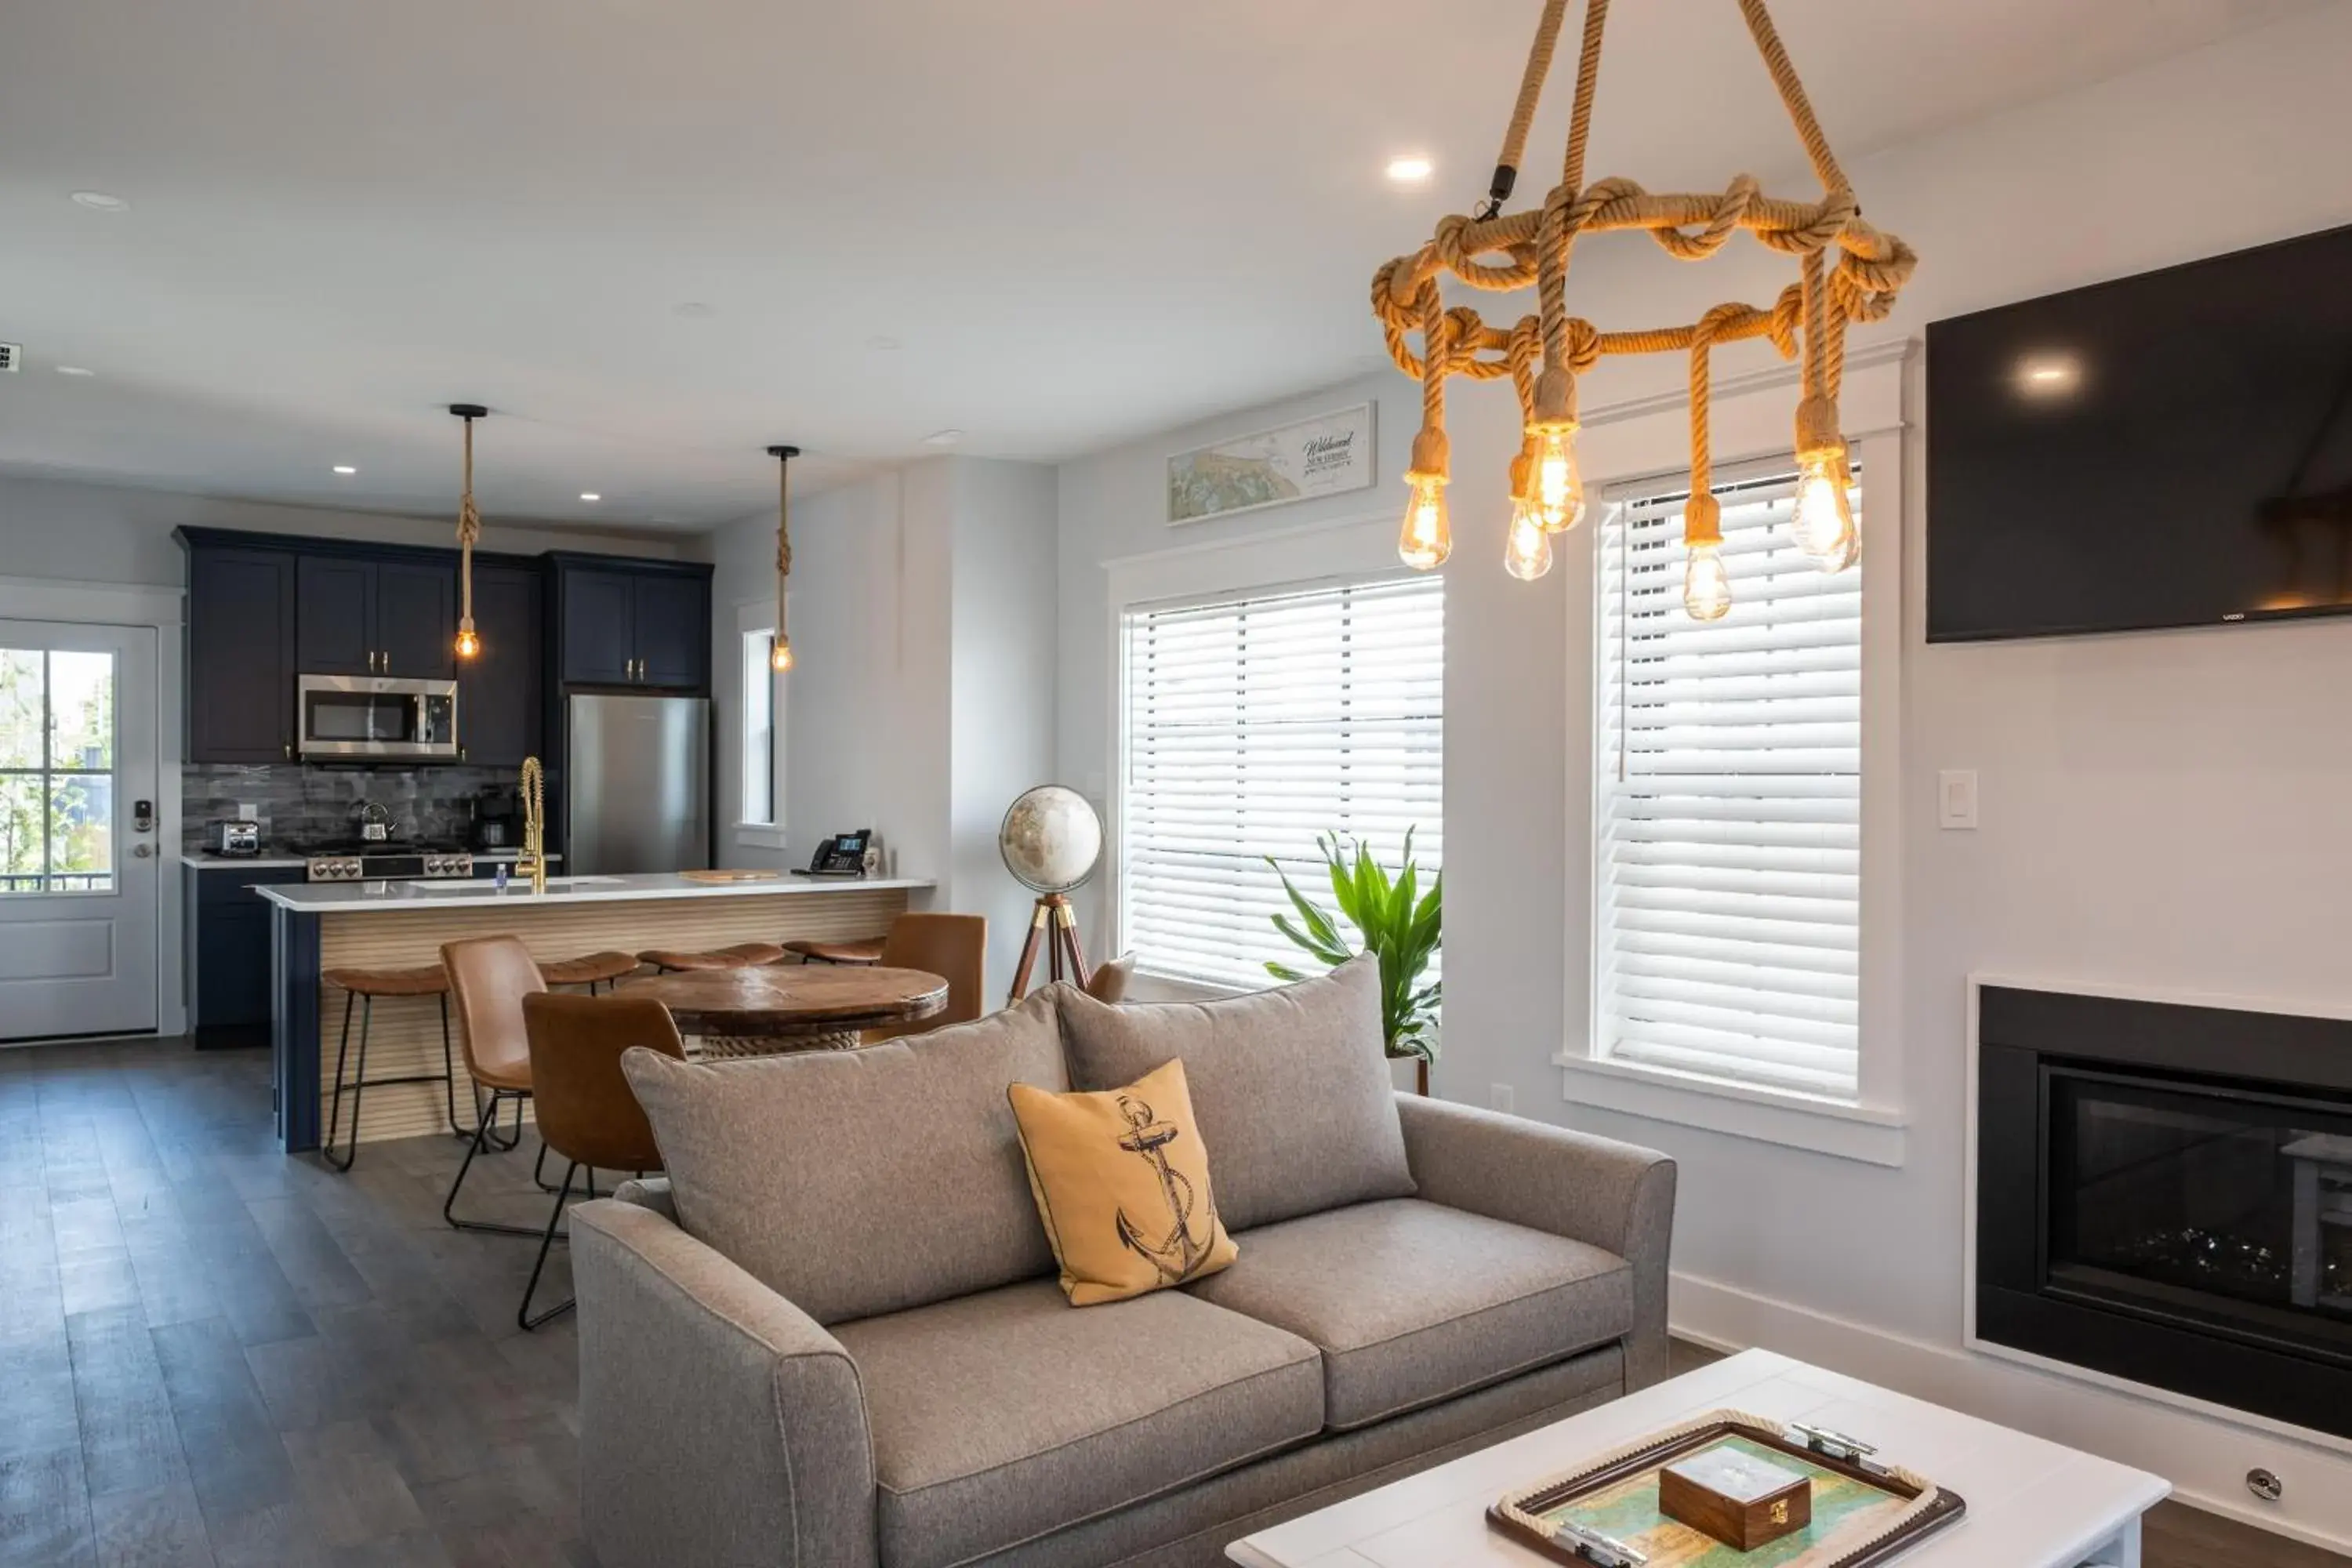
(182, 762), (518, 852)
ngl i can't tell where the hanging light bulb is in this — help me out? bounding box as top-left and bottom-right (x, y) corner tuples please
(449, 404), (489, 661)
(1503, 455), (1552, 580)
(454, 626), (481, 659)
(768, 442), (800, 670)
(1530, 424), (1588, 533)
(770, 637), (794, 673)
(1682, 492), (1732, 621)
(1792, 450), (1858, 572)
(1397, 471), (1451, 570)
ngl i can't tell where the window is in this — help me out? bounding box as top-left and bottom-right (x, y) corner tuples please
(1120, 574), (1442, 991)
(740, 626), (777, 827)
(0, 647), (117, 893)
(1595, 465), (1862, 1101)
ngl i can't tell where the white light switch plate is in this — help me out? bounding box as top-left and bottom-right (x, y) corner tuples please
(1938, 770), (1979, 829)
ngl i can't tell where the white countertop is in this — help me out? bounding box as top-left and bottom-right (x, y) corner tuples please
(254, 871), (931, 913)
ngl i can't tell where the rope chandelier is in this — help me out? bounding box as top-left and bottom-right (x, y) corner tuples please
(768, 444), (799, 672)
(1371, 0), (1916, 619)
(450, 404), (489, 659)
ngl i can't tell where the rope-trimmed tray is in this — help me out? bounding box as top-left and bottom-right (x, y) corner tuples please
(1488, 1409), (1964, 1568)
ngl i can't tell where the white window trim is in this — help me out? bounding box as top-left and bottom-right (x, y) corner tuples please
(1101, 510), (1410, 993)
(734, 600), (788, 851)
(1556, 342), (1911, 1166)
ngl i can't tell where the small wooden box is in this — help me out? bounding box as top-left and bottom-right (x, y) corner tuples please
(1657, 1446), (1813, 1551)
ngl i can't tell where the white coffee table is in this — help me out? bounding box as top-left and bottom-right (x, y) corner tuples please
(1228, 1348), (2169, 1568)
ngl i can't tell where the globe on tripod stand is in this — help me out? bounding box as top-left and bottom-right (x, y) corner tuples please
(999, 785), (1102, 999)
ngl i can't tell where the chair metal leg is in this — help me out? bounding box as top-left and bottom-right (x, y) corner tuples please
(322, 996), (371, 1172)
(437, 994), (463, 1138)
(478, 1080), (522, 1152)
(533, 1142), (560, 1193)
(442, 1089), (546, 1237)
(519, 1159), (579, 1330)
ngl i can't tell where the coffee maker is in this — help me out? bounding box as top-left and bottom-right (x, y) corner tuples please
(469, 785), (519, 851)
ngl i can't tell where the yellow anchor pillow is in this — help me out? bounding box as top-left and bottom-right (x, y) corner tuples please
(1007, 1057), (1238, 1306)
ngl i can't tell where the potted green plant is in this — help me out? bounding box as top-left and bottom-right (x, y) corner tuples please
(1265, 829), (1442, 1093)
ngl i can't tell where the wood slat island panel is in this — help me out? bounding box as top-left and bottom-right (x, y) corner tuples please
(283, 884), (916, 1149)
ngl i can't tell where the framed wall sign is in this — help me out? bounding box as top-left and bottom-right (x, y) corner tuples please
(1167, 403), (1377, 525)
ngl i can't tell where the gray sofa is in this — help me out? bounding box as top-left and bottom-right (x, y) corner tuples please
(572, 959), (1675, 1568)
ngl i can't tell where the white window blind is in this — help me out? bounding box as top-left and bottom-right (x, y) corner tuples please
(1596, 466), (1863, 1101)
(1121, 575), (1443, 991)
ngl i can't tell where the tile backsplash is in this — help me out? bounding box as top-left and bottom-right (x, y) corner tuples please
(183, 763), (519, 852)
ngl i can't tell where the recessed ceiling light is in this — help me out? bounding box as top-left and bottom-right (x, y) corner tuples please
(54, 365), (96, 377)
(1385, 155), (1435, 185)
(70, 191), (129, 212)
(673, 301), (715, 319)
(579, 492), (601, 503)
(922, 429), (965, 446)
(867, 335), (902, 352)
(332, 465), (358, 476)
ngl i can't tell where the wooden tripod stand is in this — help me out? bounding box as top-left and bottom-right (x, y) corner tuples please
(1007, 893), (1091, 1003)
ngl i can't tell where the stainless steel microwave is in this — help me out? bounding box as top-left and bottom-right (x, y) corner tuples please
(296, 674), (459, 760)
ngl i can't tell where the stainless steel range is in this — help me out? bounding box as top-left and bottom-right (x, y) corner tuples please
(303, 841), (475, 883)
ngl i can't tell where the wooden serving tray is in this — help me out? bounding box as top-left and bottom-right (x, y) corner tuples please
(1489, 1410), (1965, 1568)
(677, 869), (782, 884)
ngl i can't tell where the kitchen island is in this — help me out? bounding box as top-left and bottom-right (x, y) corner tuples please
(257, 873), (934, 1152)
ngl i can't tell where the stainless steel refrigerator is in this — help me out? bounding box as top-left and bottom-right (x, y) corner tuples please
(564, 693), (710, 874)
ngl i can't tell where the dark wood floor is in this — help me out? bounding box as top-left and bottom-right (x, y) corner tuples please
(2, 1038), (2343, 1567)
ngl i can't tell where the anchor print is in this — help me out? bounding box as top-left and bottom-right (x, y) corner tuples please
(1112, 1091), (1218, 1284)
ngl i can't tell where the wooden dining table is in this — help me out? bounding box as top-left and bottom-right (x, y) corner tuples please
(621, 964), (950, 1056)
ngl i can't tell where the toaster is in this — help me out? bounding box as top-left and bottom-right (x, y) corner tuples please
(204, 819), (261, 856)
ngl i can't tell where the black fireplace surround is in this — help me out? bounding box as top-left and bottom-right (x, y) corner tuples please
(1977, 985), (2352, 1438)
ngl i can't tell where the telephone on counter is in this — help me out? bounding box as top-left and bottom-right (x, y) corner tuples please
(793, 829), (872, 879)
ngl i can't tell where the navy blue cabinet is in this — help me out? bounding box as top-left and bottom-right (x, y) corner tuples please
(186, 546), (297, 763)
(186, 863), (308, 1050)
(457, 563), (544, 766)
(550, 555), (712, 692)
(296, 555), (455, 679)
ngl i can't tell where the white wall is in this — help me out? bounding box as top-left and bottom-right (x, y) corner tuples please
(705, 457), (1057, 995)
(1054, 4), (2352, 1544)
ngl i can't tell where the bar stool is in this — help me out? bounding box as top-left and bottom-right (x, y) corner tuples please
(782, 937), (884, 965)
(514, 991), (684, 1330)
(440, 935), (550, 1237)
(635, 941), (786, 974)
(321, 964), (458, 1172)
(861, 913), (986, 1044)
(540, 951), (641, 993)
(1083, 952), (1138, 1004)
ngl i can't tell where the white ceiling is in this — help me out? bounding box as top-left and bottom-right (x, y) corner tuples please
(0, 0), (2319, 532)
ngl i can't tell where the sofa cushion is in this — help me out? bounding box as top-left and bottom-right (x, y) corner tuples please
(1056, 956), (1414, 1232)
(833, 1278), (1323, 1568)
(620, 987), (1067, 1325)
(1008, 1057), (1238, 1305)
(1185, 1199), (1634, 1430)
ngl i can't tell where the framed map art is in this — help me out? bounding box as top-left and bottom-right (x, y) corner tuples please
(1166, 403), (1377, 524)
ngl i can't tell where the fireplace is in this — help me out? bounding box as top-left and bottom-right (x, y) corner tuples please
(1975, 985), (2352, 1437)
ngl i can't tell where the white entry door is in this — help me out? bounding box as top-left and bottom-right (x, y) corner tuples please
(0, 621), (161, 1041)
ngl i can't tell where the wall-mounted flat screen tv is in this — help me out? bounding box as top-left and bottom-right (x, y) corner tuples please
(1926, 223), (2352, 641)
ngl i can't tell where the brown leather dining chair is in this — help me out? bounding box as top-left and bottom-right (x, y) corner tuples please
(862, 912), (987, 1044)
(1083, 952), (1138, 1004)
(440, 935), (551, 1237)
(514, 992), (684, 1330)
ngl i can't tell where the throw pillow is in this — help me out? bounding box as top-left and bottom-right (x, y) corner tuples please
(1008, 1057), (1238, 1305)
(1055, 956), (1415, 1232)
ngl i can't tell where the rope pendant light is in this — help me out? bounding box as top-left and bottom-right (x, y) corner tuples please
(767, 445), (799, 672)
(1370, 0), (1916, 617)
(450, 404), (489, 659)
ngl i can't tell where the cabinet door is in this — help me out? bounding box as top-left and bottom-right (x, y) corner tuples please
(376, 561), (456, 679)
(632, 573), (709, 690)
(457, 565), (543, 766)
(188, 548), (296, 763)
(295, 557), (376, 674)
(560, 568), (637, 685)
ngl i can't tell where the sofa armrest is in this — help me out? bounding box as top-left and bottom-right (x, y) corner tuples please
(571, 1198), (878, 1568)
(1396, 1094), (1677, 1390)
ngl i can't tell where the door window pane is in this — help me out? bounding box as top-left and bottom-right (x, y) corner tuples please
(0, 651), (41, 769)
(0, 646), (118, 894)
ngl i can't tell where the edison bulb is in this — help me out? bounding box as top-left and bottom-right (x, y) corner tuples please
(1532, 426), (1588, 533)
(1397, 474), (1451, 570)
(1683, 543), (1732, 621)
(1504, 498), (1554, 581)
(453, 626), (481, 659)
(1793, 456), (1859, 572)
(770, 638), (795, 673)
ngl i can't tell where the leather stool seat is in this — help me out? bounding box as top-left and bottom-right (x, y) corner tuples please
(323, 964), (449, 998)
(541, 951), (641, 988)
(784, 937), (885, 965)
(637, 942), (787, 973)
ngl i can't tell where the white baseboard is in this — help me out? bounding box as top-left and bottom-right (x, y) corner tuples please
(1671, 1269), (2352, 1555)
